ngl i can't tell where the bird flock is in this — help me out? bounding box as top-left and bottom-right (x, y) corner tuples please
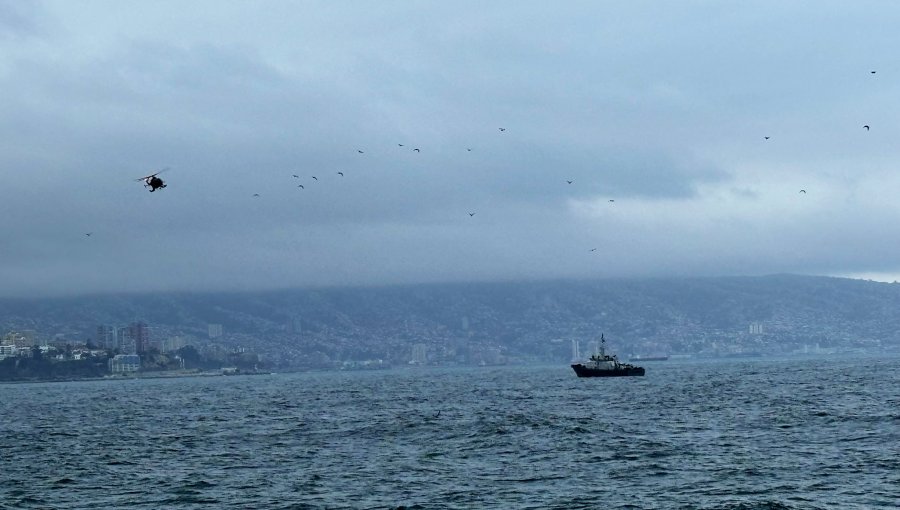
(84, 70), (878, 258)
(226, 126), (567, 223)
(763, 70), (878, 196)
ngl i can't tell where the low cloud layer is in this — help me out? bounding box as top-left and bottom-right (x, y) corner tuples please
(2, 1), (900, 296)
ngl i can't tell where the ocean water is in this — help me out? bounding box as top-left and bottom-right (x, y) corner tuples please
(1, 356), (898, 509)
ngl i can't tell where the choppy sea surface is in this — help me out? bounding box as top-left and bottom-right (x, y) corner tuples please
(1, 356), (898, 509)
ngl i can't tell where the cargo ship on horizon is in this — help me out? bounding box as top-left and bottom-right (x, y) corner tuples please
(628, 355), (669, 362)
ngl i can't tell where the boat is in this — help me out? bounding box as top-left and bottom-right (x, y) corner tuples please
(628, 355), (669, 362)
(221, 367), (271, 376)
(571, 334), (645, 377)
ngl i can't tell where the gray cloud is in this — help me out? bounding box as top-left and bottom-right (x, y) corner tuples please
(3, 1), (900, 296)
(0, 1), (43, 40)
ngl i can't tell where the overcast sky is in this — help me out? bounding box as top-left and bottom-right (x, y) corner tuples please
(3, 1), (900, 297)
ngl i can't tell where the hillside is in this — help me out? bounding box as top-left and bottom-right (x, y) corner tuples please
(2, 275), (899, 367)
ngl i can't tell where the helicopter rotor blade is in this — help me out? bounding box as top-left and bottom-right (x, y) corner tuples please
(135, 167), (171, 181)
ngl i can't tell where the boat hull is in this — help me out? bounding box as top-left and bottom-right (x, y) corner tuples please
(571, 364), (645, 377)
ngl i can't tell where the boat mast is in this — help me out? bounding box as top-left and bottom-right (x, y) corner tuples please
(599, 333), (606, 358)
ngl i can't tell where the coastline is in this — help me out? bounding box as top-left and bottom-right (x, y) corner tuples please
(0, 369), (269, 385)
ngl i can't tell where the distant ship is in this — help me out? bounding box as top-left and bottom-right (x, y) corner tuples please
(722, 352), (762, 359)
(571, 334), (645, 377)
(628, 355), (669, 362)
(221, 367), (270, 376)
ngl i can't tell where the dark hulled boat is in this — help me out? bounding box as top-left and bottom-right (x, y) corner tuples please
(571, 334), (645, 377)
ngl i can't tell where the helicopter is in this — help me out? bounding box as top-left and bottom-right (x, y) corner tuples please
(136, 168), (169, 192)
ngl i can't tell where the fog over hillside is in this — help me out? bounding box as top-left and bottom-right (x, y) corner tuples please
(2, 275), (898, 367)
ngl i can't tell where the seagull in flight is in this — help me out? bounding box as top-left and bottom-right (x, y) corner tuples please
(764, 136), (770, 140)
(297, 184), (304, 189)
(566, 180), (573, 184)
(357, 150), (364, 154)
(292, 174), (299, 178)
(468, 212), (476, 217)
(398, 144), (404, 147)
(589, 248), (597, 252)
(799, 189), (807, 194)
(871, 70), (877, 74)
(864, 125), (870, 131)
(337, 171), (344, 176)
(311, 176), (318, 181)
(467, 148), (472, 152)
(85, 232), (92, 237)
(499, 127), (506, 132)
(252, 193), (260, 197)
(608, 199), (615, 203)
(413, 148), (420, 152)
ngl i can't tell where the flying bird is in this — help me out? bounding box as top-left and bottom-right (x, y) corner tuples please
(413, 148), (420, 152)
(297, 184), (304, 189)
(292, 174), (299, 178)
(398, 144), (404, 147)
(764, 136), (770, 140)
(337, 172), (344, 176)
(357, 150), (364, 154)
(864, 125), (870, 131)
(85, 233), (92, 237)
(871, 70), (877, 74)
(566, 180), (573, 184)
(312, 176), (318, 181)
(608, 199), (615, 203)
(467, 148), (472, 152)
(468, 212), (476, 217)
(799, 189), (807, 194)
(499, 127), (506, 132)
(589, 248), (597, 252)
(252, 193), (260, 197)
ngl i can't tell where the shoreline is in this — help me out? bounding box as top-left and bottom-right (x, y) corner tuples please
(0, 369), (270, 385)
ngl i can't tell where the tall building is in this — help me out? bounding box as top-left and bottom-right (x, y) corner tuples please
(162, 336), (187, 353)
(117, 327), (128, 351)
(122, 322), (150, 354)
(208, 324), (223, 339)
(410, 343), (427, 364)
(96, 325), (118, 350)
